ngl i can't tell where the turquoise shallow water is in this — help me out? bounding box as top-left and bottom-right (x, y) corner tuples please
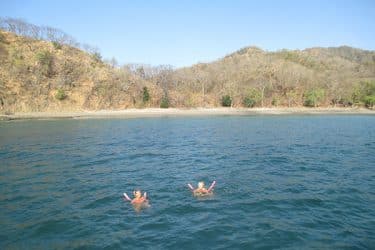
(0, 115), (374, 249)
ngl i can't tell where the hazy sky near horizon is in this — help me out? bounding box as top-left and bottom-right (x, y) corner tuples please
(1, 0), (374, 67)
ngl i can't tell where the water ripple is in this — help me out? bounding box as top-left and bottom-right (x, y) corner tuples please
(0, 116), (374, 249)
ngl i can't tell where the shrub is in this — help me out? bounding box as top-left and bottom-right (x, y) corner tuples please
(363, 81), (375, 96)
(342, 100), (353, 107)
(303, 89), (325, 107)
(338, 97), (353, 107)
(243, 96), (256, 107)
(221, 95), (232, 107)
(10, 48), (28, 75)
(351, 86), (363, 105)
(243, 88), (261, 107)
(304, 96), (315, 107)
(351, 81), (375, 105)
(36, 50), (52, 65)
(271, 97), (279, 106)
(364, 95), (375, 108)
(36, 50), (53, 77)
(142, 87), (150, 103)
(52, 41), (62, 50)
(160, 95), (169, 108)
(55, 89), (67, 100)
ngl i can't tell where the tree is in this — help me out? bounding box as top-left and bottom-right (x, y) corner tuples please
(243, 97), (256, 107)
(160, 95), (169, 108)
(142, 87), (150, 103)
(351, 81), (375, 106)
(221, 95), (232, 107)
(364, 95), (375, 108)
(155, 65), (174, 94)
(36, 50), (53, 77)
(304, 89), (325, 107)
(285, 89), (299, 107)
(259, 83), (267, 107)
(0, 17), (78, 46)
(243, 88), (261, 107)
(271, 97), (279, 106)
(192, 65), (210, 106)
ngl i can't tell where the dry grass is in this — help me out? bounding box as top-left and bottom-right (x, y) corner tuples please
(1, 29), (374, 113)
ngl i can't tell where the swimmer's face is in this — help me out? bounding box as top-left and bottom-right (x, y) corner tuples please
(198, 182), (205, 189)
(134, 190), (142, 198)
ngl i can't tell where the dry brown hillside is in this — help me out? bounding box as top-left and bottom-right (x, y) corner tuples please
(1, 20), (375, 113)
(167, 46), (375, 107)
(0, 30), (161, 113)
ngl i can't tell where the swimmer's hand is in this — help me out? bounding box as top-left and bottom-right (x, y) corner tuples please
(123, 193), (132, 202)
(208, 180), (216, 192)
(143, 192), (147, 199)
(188, 183), (194, 191)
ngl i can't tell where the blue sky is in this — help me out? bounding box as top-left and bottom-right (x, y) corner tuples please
(1, 0), (374, 67)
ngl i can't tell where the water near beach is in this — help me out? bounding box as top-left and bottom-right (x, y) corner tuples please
(0, 115), (374, 249)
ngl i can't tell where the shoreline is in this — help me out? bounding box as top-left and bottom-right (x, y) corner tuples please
(1, 107), (374, 121)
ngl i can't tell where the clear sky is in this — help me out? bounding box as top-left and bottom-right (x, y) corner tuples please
(1, 0), (374, 67)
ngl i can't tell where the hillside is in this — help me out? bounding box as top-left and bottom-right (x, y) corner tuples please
(0, 29), (164, 113)
(1, 20), (375, 113)
(168, 46), (375, 107)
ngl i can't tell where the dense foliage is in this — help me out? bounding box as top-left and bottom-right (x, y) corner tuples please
(221, 95), (232, 107)
(160, 95), (169, 108)
(364, 95), (375, 108)
(142, 87), (150, 103)
(243, 89), (261, 107)
(303, 89), (325, 107)
(243, 97), (256, 108)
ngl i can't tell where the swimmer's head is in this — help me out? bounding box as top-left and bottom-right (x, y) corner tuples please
(134, 190), (142, 198)
(198, 181), (205, 189)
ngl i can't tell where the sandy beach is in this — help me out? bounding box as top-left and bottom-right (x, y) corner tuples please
(1, 107), (374, 121)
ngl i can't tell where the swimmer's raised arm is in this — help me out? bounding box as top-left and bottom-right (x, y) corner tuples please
(208, 181), (216, 192)
(123, 193), (132, 202)
(188, 183), (194, 191)
(143, 192), (147, 199)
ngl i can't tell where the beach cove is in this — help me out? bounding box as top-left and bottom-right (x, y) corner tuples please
(1, 107), (374, 121)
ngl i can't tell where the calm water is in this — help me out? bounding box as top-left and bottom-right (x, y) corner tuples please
(0, 115), (374, 249)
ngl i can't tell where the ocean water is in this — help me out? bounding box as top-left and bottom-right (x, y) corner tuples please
(0, 115), (374, 249)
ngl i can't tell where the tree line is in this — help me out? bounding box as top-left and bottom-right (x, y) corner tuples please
(0, 17), (101, 56)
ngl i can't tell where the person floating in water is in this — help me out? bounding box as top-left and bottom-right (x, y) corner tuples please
(188, 180), (216, 196)
(123, 190), (148, 204)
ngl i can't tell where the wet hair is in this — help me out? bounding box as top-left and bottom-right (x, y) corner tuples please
(134, 190), (142, 196)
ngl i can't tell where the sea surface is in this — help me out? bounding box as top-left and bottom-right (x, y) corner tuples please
(0, 115), (374, 249)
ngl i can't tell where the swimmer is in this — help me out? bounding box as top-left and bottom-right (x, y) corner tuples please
(123, 190), (148, 204)
(188, 180), (216, 196)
